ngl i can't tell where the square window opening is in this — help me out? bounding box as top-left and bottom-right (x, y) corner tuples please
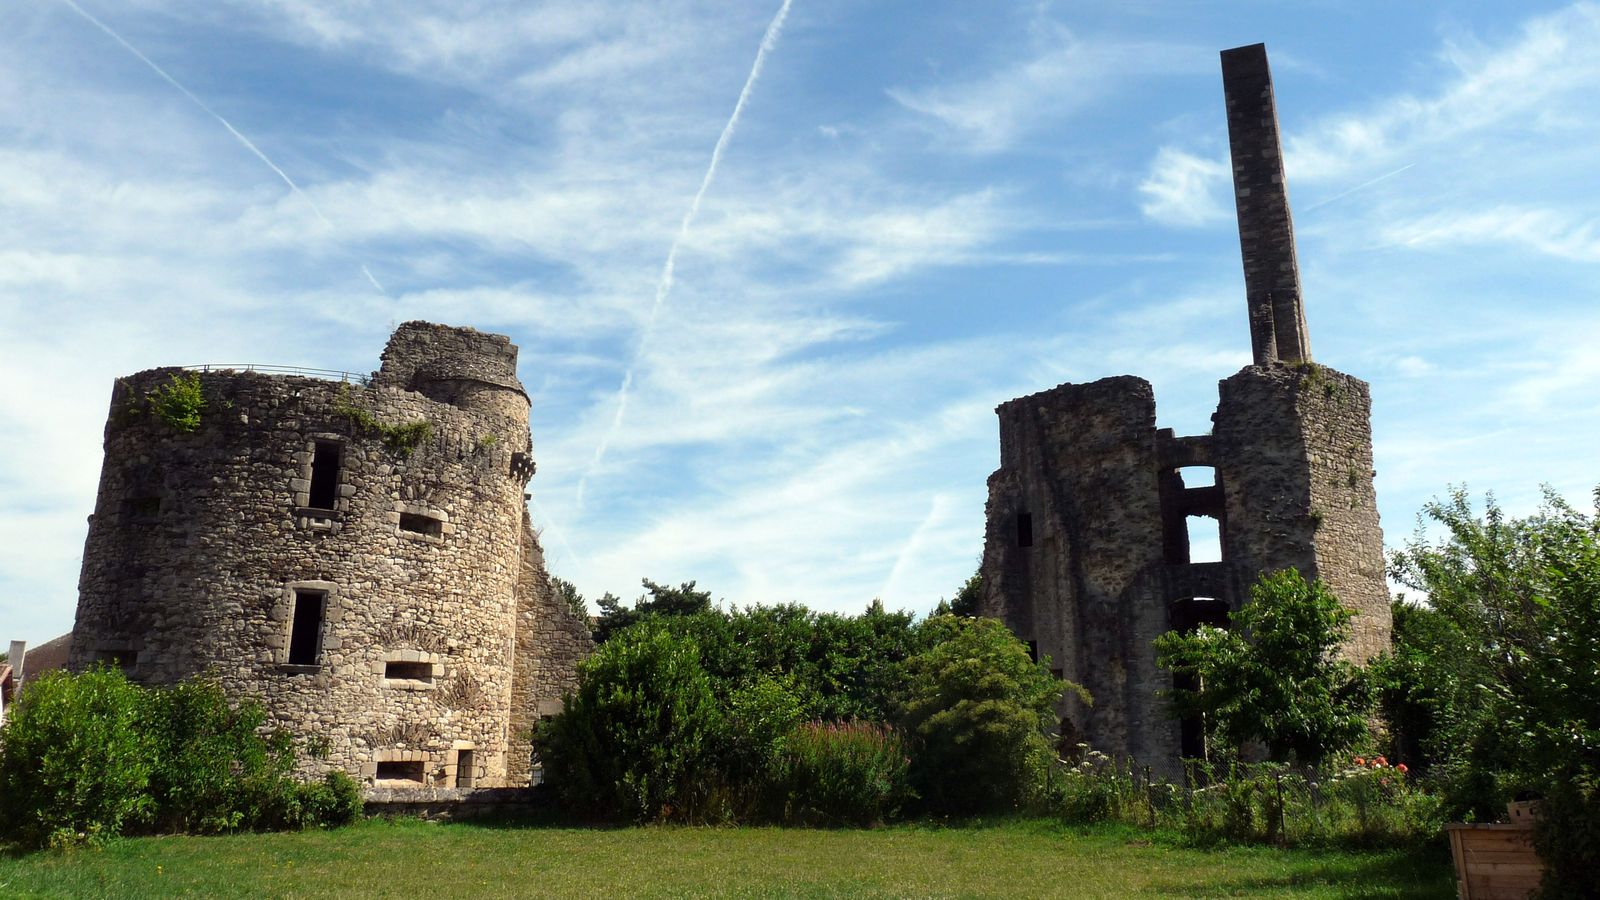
(384, 661), (433, 682)
(287, 590), (325, 666)
(375, 761), (425, 784)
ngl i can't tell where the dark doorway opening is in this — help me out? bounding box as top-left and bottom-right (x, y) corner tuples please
(456, 750), (475, 788)
(1016, 512), (1033, 548)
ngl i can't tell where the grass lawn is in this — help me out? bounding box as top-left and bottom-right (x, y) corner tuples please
(0, 817), (1455, 898)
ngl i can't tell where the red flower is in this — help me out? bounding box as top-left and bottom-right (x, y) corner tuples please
(1375, 755), (1388, 767)
(1396, 763), (1409, 774)
(1353, 756), (1366, 767)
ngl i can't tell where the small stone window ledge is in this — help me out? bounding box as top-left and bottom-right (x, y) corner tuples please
(379, 650), (442, 689)
(277, 663), (322, 675)
(293, 507), (344, 533)
(393, 504), (450, 544)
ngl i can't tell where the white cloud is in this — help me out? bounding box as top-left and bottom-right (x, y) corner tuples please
(888, 20), (1205, 152)
(1382, 206), (1600, 263)
(1137, 147), (1229, 227)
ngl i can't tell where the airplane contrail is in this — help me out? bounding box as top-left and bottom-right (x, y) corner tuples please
(1303, 163), (1416, 213)
(56, 0), (387, 295)
(575, 0), (794, 507)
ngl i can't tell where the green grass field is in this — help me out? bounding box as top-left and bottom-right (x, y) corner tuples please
(0, 818), (1454, 898)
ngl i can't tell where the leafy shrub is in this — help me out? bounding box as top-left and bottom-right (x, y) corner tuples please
(147, 372), (206, 432)
(764, 721), (910, 827)
(1391, 488), (1600, 895)
(0, 668), (154, 848)
(897, 616), (1076, 815)
(1154, 570), (1369, 767)
(0, 669), (358, 849)
(1049, 747), (1444, 849)
(537, 622), (726, 822)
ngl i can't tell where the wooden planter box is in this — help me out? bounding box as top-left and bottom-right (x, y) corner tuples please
(1446, 823), (1545, 900)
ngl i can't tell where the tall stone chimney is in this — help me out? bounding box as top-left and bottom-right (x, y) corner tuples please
(1222, 43), (1310, 365)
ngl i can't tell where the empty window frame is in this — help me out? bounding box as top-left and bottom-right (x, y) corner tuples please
(375, 761), (425, 784)
(455, 749), (476, 789)
(1016, 512), (1034, 548)
(384, 661), (434, 682)
(287, 590), (326, 665)
(307, 441), (342, 510)
(1186, 515), (1222, 563)
(398, 512), (443, 537)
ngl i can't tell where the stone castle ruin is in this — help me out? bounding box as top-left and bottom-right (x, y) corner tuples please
(979, 44), (1391, 773)
(69, 321), (591, 791)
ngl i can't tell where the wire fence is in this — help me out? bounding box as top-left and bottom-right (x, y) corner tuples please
(177, 364), (372, 385)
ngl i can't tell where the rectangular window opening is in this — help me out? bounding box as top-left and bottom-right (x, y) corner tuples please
(455, 750), (475, 789)
(307, 442), (342, 510)
(384, 661), (433, 682)
(1016, 512), (1033, 548)
(1186, 515), (1222, 563)
(125, 496), (161, 521)
(375, 761), (425, 784)
(399, 513), (443, 537)
(1026, 640), (1039, 663)
(287, 590), (325, 665)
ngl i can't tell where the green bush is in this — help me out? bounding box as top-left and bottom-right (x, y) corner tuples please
(897, 616), (1076, 815)
(764, 721), (910, 827)
(0, 669), (359, 849)
(537, 622), (726, 822)
(1154, 570), (1370, 767)
(1391, 488), (1600, 895)
(0, 668), (154, 848)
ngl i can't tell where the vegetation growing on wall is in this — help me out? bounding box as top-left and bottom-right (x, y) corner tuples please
(147, 372), (207, 432)
(331, 385), (434, 458)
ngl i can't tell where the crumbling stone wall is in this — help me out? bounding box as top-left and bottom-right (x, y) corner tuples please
(69, 322), (589, 790)
(980, 43), (1391, 774)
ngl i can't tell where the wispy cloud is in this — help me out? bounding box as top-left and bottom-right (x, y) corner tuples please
(1383, 206), (1600, 262)
(1137, 147), (1228, 227)
(888, 20), (1204, 152)
(577, 0), (794, 506)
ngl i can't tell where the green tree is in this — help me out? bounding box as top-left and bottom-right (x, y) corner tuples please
(548, 576), (592, 622)
(592, 578), (714, 643)
(898, 616), (1077, 814)
(1390, 488), (1600, 895)
(0, 667), (154, 847)
(537, 622), (725, 822)
(1154, 569), (1369, 767)
(933, 569), (983, 618)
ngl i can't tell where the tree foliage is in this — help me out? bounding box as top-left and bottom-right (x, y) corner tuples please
(897, 616), (1076, 814)
(1154, 569), (1369, 767)
(537, 623), (725, 822)
(592, 579), (714, 644)
(1388, 488), (1600, 895)
(0, 669), (359, 849)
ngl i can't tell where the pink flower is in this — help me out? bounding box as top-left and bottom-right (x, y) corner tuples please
(1396, 763), (1409, 774)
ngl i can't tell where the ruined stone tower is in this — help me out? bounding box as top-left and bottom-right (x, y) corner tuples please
(70, 322), (591, 790)
(979, 45), (1390, 773)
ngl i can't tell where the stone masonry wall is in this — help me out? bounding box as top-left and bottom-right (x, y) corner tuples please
(506, 507), (593, 785)
(1216, 363), (1389, 661)
(980, 376), (1180, 770)
(69, 322), (585, 790)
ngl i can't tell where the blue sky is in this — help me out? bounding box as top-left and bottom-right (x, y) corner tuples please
(4, 1), (1599, 645)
